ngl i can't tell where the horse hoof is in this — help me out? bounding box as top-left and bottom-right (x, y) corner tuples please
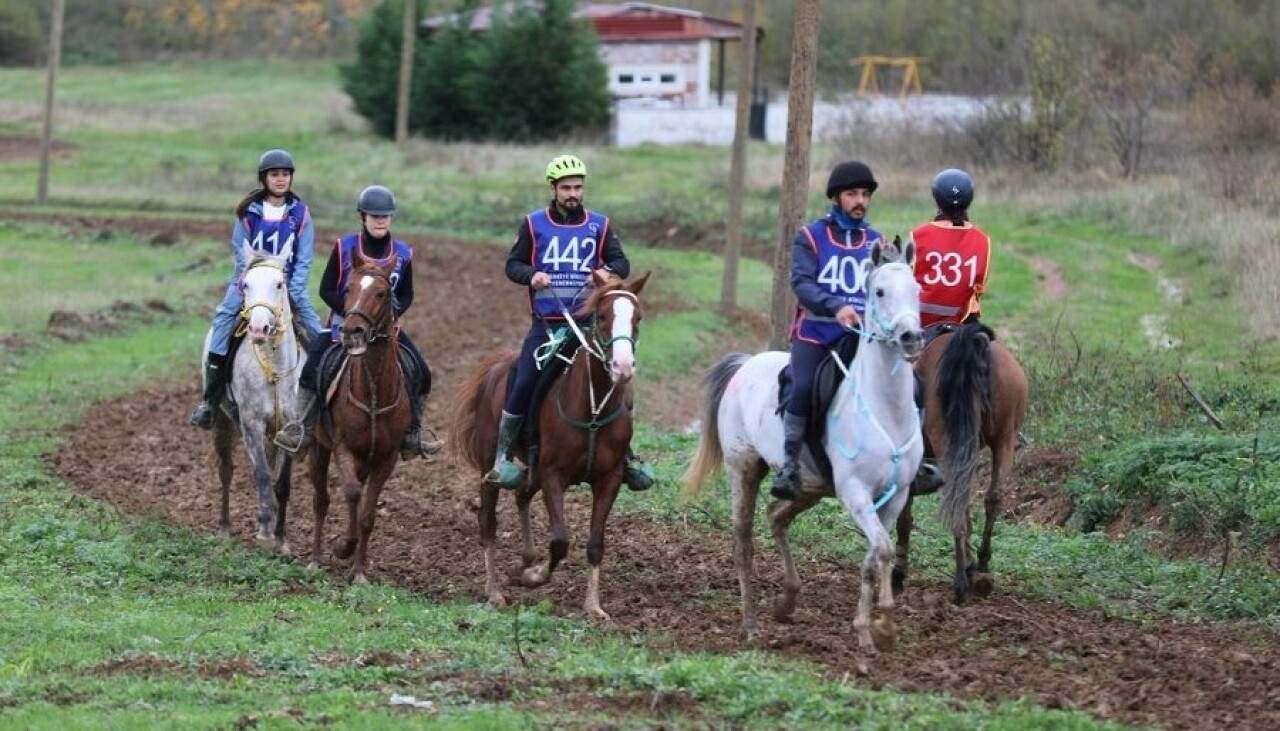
(255, 535), (275, 550)
(586, 607), (611, 622)
(487, 592), (507, 609)
(872, 616), (897, 652)
(216, 528), (230, 540)
(771, 594), (797, 622)
(520, 565), (549, 587)
(972, 573), (995, 598)
(352, 573), (369, 585)
(332, 539), (355, 560)
(306, 560), (322, 572)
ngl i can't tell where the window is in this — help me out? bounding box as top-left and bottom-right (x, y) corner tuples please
(660, 73), (676, 83)
(618, 74), (634, 84)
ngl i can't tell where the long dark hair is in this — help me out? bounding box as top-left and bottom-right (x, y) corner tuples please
(934, 209), (970, 227)
(234, 188), (296, 219)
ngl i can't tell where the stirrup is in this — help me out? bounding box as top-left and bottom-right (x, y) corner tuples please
(188, 402), (213, 430)
(273, 422), (309, 454)
(484, 460), (527, 490)
(420, 426), (445, 456)
(623, 460), (656, 491)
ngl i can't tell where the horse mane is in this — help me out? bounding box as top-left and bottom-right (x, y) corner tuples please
(450, 350), (516, 472)
(573, 278), (629, 319)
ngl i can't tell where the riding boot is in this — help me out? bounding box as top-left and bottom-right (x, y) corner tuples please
(188, 353), (228, 430)
(911, 459), (946, 494)
(483, 411), (527, 489)
(770, 412), (808, 501)
(400, 395), (445, 461)
(273, 385), (319, 454)
(622, 446), (656, 491)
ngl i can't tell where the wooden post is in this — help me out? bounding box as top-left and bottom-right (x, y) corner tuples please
(721, 0), (758, 318)
(769, 0), (820, 350)
(395, 0), (417, 145)
(37, 0), (65, 206)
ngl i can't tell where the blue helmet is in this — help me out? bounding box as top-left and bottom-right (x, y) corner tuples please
(931, 168), (974, 212)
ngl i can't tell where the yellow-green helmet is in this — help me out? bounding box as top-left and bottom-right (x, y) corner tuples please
(545, 154), (587, 183)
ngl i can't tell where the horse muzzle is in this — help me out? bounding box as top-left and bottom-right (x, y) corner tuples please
(341, 326), (369, 356)
(898, 329), (924, 362)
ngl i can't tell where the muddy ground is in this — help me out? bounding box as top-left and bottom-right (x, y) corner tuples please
(46, 220), (1279, 731)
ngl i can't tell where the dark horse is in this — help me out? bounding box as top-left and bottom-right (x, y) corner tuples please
(306, 252), (411, 584)
(894, 323), (1029, 603)
(453, 270), (649, 620)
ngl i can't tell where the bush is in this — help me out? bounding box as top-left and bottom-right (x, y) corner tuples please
(0, 0), (42, 66)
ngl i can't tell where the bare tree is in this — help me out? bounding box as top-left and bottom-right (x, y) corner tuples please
(768, 0), (820, 349)
(395, 0), (417, 145)
(37, 0), (65, 206)
(721, 0), (758, 317)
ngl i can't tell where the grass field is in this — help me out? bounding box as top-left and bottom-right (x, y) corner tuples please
(1, 59), (1277, 729)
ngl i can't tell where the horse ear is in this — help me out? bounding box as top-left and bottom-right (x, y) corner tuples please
(349, 249), (365, 271)
(241, 238), (256, 265)
(903, 238), (916, 268)
(871, 238), (885, 268)
(381, 255), (398, 276)
(628, 271), (651, 295)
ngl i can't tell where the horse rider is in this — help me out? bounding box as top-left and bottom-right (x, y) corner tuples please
(189, 148), (325, 429)
(273, 185), (444, 460)
(772, 160), (943, 501)
(484, 154), (655, 491)
(911, 168), (989, 329)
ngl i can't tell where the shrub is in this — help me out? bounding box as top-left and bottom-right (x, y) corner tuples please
(0, 0), (42, 66)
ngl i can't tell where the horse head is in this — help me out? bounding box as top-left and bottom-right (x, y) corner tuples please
(341, 251), (397, 356)
(239, 240), (292, 345)
(583, 269), (649, 383)
(867, 236), (924, 362)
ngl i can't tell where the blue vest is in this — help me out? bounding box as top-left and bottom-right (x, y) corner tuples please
(526, 207), (608, 320)
(794, 220), (883, 345)
(241, 199), (308, 279)
(329, 233), (413, 339)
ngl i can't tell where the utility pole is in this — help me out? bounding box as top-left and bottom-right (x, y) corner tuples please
(37, 0), (66, 205)
(721, 0), (758, 318)
(768, 0), (820, 349)
(395, 0), (417, 145)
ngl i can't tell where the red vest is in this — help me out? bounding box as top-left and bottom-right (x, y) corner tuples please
(911, 221), (990, 327)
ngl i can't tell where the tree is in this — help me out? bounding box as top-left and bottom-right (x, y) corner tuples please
(769, 0), (820, 350)
(721, 0), (758, 317)
(341, 0), (411, 138)
(395, 0), (418, 145)
(0, 0), (43, 66)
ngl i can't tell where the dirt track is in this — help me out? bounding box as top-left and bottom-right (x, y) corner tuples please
(50, 224), (1279, 731)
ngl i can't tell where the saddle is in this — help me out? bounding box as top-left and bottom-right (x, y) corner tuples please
(514, 331), (583, 468)
(315, 339), (429, 414)
(776, 333), (861, 487)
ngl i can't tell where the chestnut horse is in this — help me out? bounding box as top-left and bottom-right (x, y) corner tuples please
(894, 322), (1028, 603)
(306, 253), (411, 584)
(453, 271), (649, 620)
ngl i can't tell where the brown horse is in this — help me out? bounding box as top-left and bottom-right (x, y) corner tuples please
(452, 271), (649, 620)
(895, 322), (1029, 603)
(306, 253), (411, 584)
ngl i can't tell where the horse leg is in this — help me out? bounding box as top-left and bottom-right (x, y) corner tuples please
(272, 453), (292, 554)
(520, 473), (566, 587)
(582, 474), (623, 622)
(213, 418), (234, 539)
(840, 489), (902, 653)
(892, 493), (915, 595)
(307, 446), (332, 571)
(350, 457), (396, 585)
(478, 482), (506, 608)
(243, 424), (277, 548)
(767, 491), (822, 624)
(951, 516), (974, 604)
(516, 488), (538, 569)
(330, 448), (362, 564)
(973, 441), (1013, 598)
(726, 461), (766, 639)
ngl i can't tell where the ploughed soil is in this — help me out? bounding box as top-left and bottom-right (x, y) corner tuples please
(47, 218), (1279, 731)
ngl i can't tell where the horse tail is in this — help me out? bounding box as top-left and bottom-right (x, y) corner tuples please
(450, 351), (514, 474)
(680, 352), (749, 499)
(938, 324), (993, 536)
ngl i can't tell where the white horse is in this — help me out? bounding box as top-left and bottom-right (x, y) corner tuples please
(682, 237), (924, 649)
(204, 241), (304, 550)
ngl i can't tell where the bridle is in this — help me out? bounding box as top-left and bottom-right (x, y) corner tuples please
(343, 266), (396, 345)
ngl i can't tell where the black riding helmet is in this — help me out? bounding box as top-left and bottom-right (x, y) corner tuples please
(931, 168), (974, 212)
(357, 185), (396, 216)
(257, 149), (295, 185)
(826, 160), (878, 199)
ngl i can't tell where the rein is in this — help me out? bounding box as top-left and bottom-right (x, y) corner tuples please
(827, 261), (920, 512)
(552, 288), (638, 483)
(234, 258), (300, 431)
(339, 266), (403, 464)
